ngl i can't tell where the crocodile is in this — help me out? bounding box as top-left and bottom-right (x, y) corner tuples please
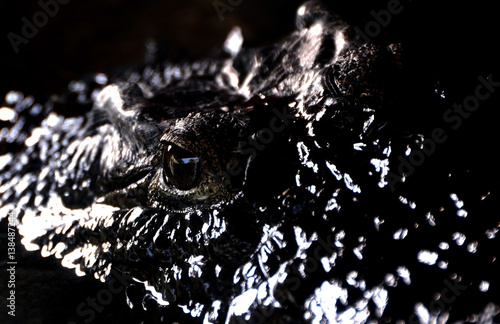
(1, 1), (499, 323)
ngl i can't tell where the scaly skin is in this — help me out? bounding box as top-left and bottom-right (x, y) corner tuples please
(0, 1), (498, 323)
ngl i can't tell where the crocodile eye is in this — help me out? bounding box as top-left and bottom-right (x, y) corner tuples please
(163, 144), (200, 190)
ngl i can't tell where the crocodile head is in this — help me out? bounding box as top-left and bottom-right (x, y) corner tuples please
(1, 1), (498, 323)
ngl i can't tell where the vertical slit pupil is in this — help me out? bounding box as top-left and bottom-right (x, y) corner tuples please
(163, 144), (200, 190)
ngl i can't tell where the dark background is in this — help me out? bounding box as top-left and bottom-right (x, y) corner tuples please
(0, 0), (306, 97)
(0, 0), (498, 98)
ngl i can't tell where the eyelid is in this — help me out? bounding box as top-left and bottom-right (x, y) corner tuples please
(160, 129), (200, 157)
(160, 141), (196, 158)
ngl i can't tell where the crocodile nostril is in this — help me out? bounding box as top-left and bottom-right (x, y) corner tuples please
(162, 144), (200, 191)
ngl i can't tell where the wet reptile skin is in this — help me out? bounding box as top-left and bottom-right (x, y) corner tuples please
(1, 1), (499, 323)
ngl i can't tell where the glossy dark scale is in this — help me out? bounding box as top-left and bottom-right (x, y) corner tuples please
(1, 1), (499, 323)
